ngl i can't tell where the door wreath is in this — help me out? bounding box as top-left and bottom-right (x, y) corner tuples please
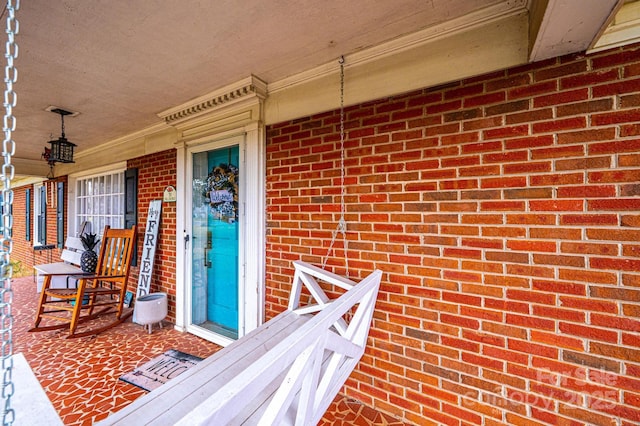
(204, 163), (238, 222)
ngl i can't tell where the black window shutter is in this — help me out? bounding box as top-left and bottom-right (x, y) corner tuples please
(124, 168), (138, 265)
(38, 185), (46, 244)
(56, 182), (64, 248)
(25, 189), (31, 241)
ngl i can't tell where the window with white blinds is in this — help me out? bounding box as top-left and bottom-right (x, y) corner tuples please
(75, 171), (124, 235)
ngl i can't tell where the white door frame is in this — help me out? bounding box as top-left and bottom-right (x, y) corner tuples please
(167, 76), (267, 346)
(185, 135), (248, 345)
(176, 126), (265, 346)
(177, 126), (265, 346)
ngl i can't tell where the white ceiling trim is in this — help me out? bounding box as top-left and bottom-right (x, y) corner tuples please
(264, 12), (529, 126)
(13, 158), (49, 179)
(529, 0), (622, 62)
(589, 0), (640, 53)
(54, 122), (175, 178)
(73, 122), (170, 161)
(268, 0), (529, 93)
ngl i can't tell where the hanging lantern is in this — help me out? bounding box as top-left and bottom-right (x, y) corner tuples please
(46, 108), (76, 164)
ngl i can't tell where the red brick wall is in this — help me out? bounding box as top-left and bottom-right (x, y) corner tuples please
(266, 43), (640, 425)
(11, 178), (67, 275)
(10, 152), (178, 322)
(127, 149), (177, 322)
(12, 185), (32, 272)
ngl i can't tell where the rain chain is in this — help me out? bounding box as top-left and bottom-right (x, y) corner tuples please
(1, 1), (18, 425)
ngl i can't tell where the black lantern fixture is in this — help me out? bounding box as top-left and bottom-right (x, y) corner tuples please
(42, 108), (76, 178)
(46, 108), (76, 163)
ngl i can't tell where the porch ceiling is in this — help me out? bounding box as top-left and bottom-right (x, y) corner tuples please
(5, 0), (631, 180)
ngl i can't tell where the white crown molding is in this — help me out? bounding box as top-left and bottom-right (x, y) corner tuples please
(13, 157), (50, 179)
(67, 161), (127, 179)
(529, 0), (621, 62)
(268, 0), (529, 93)
(158, 75), (267, 125)
(13, 175), (47, 187)
(74, 122), (171, 160)
(264, 11), (529, 126)
(57, 122), (175, 178)
(589, 0), (640, 53)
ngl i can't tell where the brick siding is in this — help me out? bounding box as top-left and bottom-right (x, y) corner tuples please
(12, 186), (32, 273)
(10, 152), (178, 323)
(128, 149), (177, 322)
(266, 43), (640, 425)
(11, 177), (67, 276)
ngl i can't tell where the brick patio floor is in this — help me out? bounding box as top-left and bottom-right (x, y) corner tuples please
(11, 276), (409, 425)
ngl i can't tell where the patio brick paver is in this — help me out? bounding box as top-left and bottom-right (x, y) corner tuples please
(10, 276), (409, 425)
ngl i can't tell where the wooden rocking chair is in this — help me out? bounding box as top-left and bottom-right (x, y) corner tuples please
(29, 225), (137, 339)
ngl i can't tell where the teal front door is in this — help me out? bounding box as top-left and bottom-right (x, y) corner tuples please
(191, 145), (239, 339)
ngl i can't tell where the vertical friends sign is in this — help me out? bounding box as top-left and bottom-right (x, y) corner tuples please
(136, 200), (162, 298)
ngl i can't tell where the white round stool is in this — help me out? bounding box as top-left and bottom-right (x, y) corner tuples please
(133, 292), (168, 334)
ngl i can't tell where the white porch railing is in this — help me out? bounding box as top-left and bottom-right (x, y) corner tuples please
(99, 260), (382, 425)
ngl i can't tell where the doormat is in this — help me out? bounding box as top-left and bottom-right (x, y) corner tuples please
(119, 349), (203, 392)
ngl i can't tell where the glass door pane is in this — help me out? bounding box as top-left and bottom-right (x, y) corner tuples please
(191, 145), (240, 339)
